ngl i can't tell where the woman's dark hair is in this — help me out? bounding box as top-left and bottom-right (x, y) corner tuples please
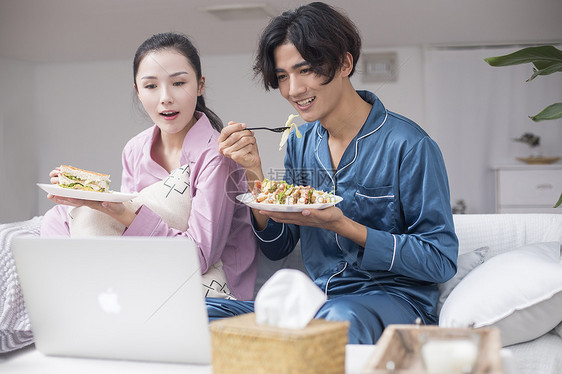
(133, 32), (223, 132)
(253, 2), (361, 90)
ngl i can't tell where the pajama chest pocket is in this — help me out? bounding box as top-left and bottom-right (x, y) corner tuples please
(353, 185), (396, 230)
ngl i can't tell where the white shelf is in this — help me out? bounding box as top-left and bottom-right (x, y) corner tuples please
(493, 165), (562, 213)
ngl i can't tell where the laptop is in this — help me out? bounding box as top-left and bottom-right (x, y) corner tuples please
(11, 236), (211, 365)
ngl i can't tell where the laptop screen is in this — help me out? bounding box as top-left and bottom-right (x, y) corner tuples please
(12, 236), (211, 365)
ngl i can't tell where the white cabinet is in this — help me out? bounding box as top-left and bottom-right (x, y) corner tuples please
(493, 164), (562, 213)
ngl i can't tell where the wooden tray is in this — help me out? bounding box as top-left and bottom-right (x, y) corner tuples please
(362, 325), (502, 374)
(516, 156), (560, 164)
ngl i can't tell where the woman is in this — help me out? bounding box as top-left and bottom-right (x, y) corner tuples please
(41, 32), (258, 301)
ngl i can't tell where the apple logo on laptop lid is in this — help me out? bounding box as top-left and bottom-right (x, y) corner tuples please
(98, 288), (122, 314)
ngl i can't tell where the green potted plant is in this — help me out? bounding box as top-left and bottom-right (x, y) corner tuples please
(513, 132), (541, 156)
(485, 45), (562, 207)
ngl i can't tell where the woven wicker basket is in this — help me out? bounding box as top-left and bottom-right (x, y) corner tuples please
(210, 313), (349, 374)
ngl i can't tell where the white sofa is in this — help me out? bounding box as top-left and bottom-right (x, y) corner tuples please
(2, 214), (562, 374)
(256, 213), (562, 374)
(444, 214), (562, 374)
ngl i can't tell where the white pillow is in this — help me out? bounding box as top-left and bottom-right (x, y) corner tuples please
(439, 242), (562, 347)
(437, 246), (488, 314)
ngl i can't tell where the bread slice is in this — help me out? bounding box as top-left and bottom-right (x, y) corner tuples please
(58, 165), (110, 192)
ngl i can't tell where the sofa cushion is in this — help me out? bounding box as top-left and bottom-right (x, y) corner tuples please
(453, 214), (562, 256)
(0, 217), (42, 353)
(437, 246), (488, 314)
(506, 331), (562, 374)
(439, 242), (562, 347)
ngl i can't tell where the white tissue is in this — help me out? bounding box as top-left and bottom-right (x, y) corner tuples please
(255, 269), (327, 329)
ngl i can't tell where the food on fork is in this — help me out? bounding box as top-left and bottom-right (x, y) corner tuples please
(57, 165), (111, 192)
(252, 179), (337, 205)
(278, 114), (302, 150)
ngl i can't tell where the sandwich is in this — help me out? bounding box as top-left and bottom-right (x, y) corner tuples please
(58, 165), (110, 192)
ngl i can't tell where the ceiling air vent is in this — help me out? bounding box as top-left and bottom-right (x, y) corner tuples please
(202, 4), (276, 21)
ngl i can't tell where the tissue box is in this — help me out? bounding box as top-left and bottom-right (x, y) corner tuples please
(210, 313), (349, 374)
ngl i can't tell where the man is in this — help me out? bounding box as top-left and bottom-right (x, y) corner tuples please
(214, 1), (458, 344)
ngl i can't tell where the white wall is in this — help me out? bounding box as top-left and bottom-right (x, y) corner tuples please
(6, 44), (538, 223)
(425, 46), (562, 213)
(0, 46), (424, 222)
(33, 60), (144, 216)
(0, 58), (38, 222)
(354, 47), (425, 127)
(202, 53), (291, 177)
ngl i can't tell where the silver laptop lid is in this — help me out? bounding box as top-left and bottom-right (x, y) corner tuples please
(12, 236), (211, 365)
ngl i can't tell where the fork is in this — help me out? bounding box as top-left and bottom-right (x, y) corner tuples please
(246, 126), (287, 133)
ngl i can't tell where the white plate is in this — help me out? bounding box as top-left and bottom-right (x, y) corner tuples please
(236, 192), (343, 212)
(37, 183), (138, 203)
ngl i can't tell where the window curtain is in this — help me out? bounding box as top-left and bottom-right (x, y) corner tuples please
(424, 45), (562, 213)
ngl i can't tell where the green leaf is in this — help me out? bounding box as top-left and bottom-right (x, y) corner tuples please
(529, 102), (562, 121)
(555, 192), (562, 208)
(484, 45), (562, 68)
(527, 62), (562, 81)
